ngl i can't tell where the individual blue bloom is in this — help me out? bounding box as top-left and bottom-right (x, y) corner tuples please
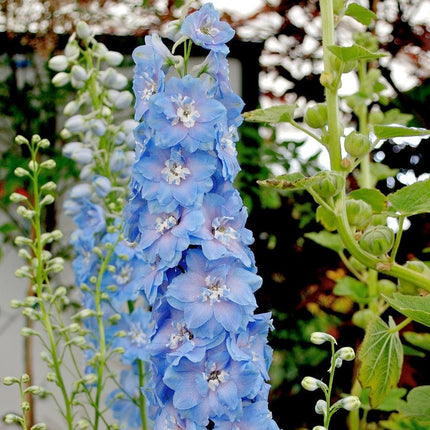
(150, 302), (225, 366)
(132, 144), (217, 212)
(195, 189), (254, 267)
(163, 342), (263, 426)
(148, 75), (226, 152)
(70, 230), (99, 286)
(108, 366), (144, 429)
(213, 400), (280, 430)
(65, 196), (106, 236)
(226, 313), (274, 381)
(153, 401), (205, 430)
(166, 249), (261, 336)
(113, 307), (155, 364)
(132, 203), (205, 267)
(99, 239), (147, 307)
(215, 124), (241, 181)
(180, 3), (235, 54)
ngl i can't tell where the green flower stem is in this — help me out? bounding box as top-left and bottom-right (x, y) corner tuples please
(390, 215), (405, 262)
(324, 340), (337, 428)
(18, 379), (29, 430)
(335, 199), (430, 292)
(127, 301), (148, 430)
(290, 120), (324, 144)
(29, 145), (74, 430)
(320, 0), (342, 171)
(93, 239), (120, 430)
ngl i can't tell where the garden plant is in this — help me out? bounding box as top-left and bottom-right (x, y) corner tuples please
(2, 1), (430, 430)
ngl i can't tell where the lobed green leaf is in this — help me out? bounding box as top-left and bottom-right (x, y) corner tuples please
(387, 179), (430, 216)
(349, 188), (387, 212)
(373, 125), (430, 140)
(328, 44), (387, 62)
(243, 104), (297, 124)
(403, 332), (430, 352)
(358, 315), (403, 408)
(398, 386), (430, 422)
(384, 293), (430, 327)
(304, 231), (343, 253)
(334, 276), (368, 303)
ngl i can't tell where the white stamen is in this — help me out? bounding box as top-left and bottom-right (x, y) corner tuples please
(161, 159), (191, 185)
(114, 264), (132, 285)
(155, 214), (177, 234)
(170, 94), (200, 128)
(202, 275), (229, 303)
(127, 322), (148, 347)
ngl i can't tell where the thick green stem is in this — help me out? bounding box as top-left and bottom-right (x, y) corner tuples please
(320, 0), (342, 171)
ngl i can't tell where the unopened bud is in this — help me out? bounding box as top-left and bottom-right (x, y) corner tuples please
(48, 55), (69, 72)
(52, 72), (70, 87)
(339, 396), (361, 411)
(76, 21), (91, 40)
(311, 332), (337, 345)
(344, 131), (370, 158)
(315, 399), (327, 415)
(346, 199), (372, 227)
(338, 347), (355, 361)
(304, 103), (328, 129)
(104, 51), (124, 66)
(359, 225), (394, 256)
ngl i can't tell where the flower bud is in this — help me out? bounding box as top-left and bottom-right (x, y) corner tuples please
(64, 115), (87, 133)
(301, 376), (327, 392)
(70, 184), (92, 199)
(52, 72), (70, 87)
(15, 135), (29, 145)
(48, 55), (69, 72)
(104, 51), (124, 66)
(41, 181), (57, 192)
(304, 103), (328, 129)
(89, 119), (107, 136)
(311, 332), (337, 345)
(10, 192), (28, 203)
(344, 131), (371, 158)
(40, 159), (56, 170)
(65, 40), (80, 60)
(398, 260), (430, 295)
(339, 395), (361, 411)
(14, 167), (30, 177)
(25, 385), (42, 395)
(315, 399), (327, 415)
(31, 423), (48, 430)
(311, 171), (344, 199)
(359, 225), (394, 256)
(338, 347), (355, 361)
(371, 213), (388, 226)
(3, 376), (20, 385)
(93, 175), (111, 197)
(378, 279), (396, 296)
(93, 42), (109, 58)
(369, 109), (384, 125)
(15, 236), (33, 246)
(78, 419), (90, 429)
(346, 199), (372, 227)
(352, 309), (374, 329)
(313, 427), (328, 430)
(76, 21), (91, 40)
(40, 195), (55, 206)
(4, 413), (22, 424)
(114, 91), (133, 109)
(71, 65), (88, 81)
(37, 138), (50, 149)
(64, 100), (80, 116)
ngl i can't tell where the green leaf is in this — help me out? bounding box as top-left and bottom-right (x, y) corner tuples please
(243, 104), (297, 124)
(403, 332), (430, 351)
(328, 44), (387, 62)
(345, 3), (377, 26)
(378, 388), (408, 412)
(384, 293), (430, 327)
(373, 125), (430, 140)
(380, 414), (430, 429)
(257, 172), (306, 190)
(387, 179), (430, 216)
(304, 231), (343, 253)
(358, 315), (403, 408)
(398, 386), (430, 422)
(349, 188), (387, 212)
(383, 108), (414, 126)
(334, 276), (368, 303)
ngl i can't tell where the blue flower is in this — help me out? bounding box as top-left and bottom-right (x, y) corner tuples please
(148, 75), (226, 152)
(166, 249), (261, 336)
(180, 3), (235, 54)
(163, 341), (263, 426)
(132, 143), (217, 212)
(215, 124), (241, 181)
(196, 189), (255, 267)
(114, 307), (155, 364)
(131, 202), (205, 267)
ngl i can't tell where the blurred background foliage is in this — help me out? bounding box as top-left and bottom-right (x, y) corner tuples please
(1, 0), (430, 428)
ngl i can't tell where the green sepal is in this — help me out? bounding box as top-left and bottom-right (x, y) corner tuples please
(257, 172), (306, 190)
(316, 205), (337, 231)
(384, 293), (430, 327)
(387, 178), (430, 216)
(304, 231), (343, 253)
(243, 104), (297, 124)
(349, 188), (387, 212)
(373, 125), (430, 140)
(328, 44), (387, 62)
(398, 386), (430, 423)
(344, 3), (377, 26)
(358, 315), (404, 408)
